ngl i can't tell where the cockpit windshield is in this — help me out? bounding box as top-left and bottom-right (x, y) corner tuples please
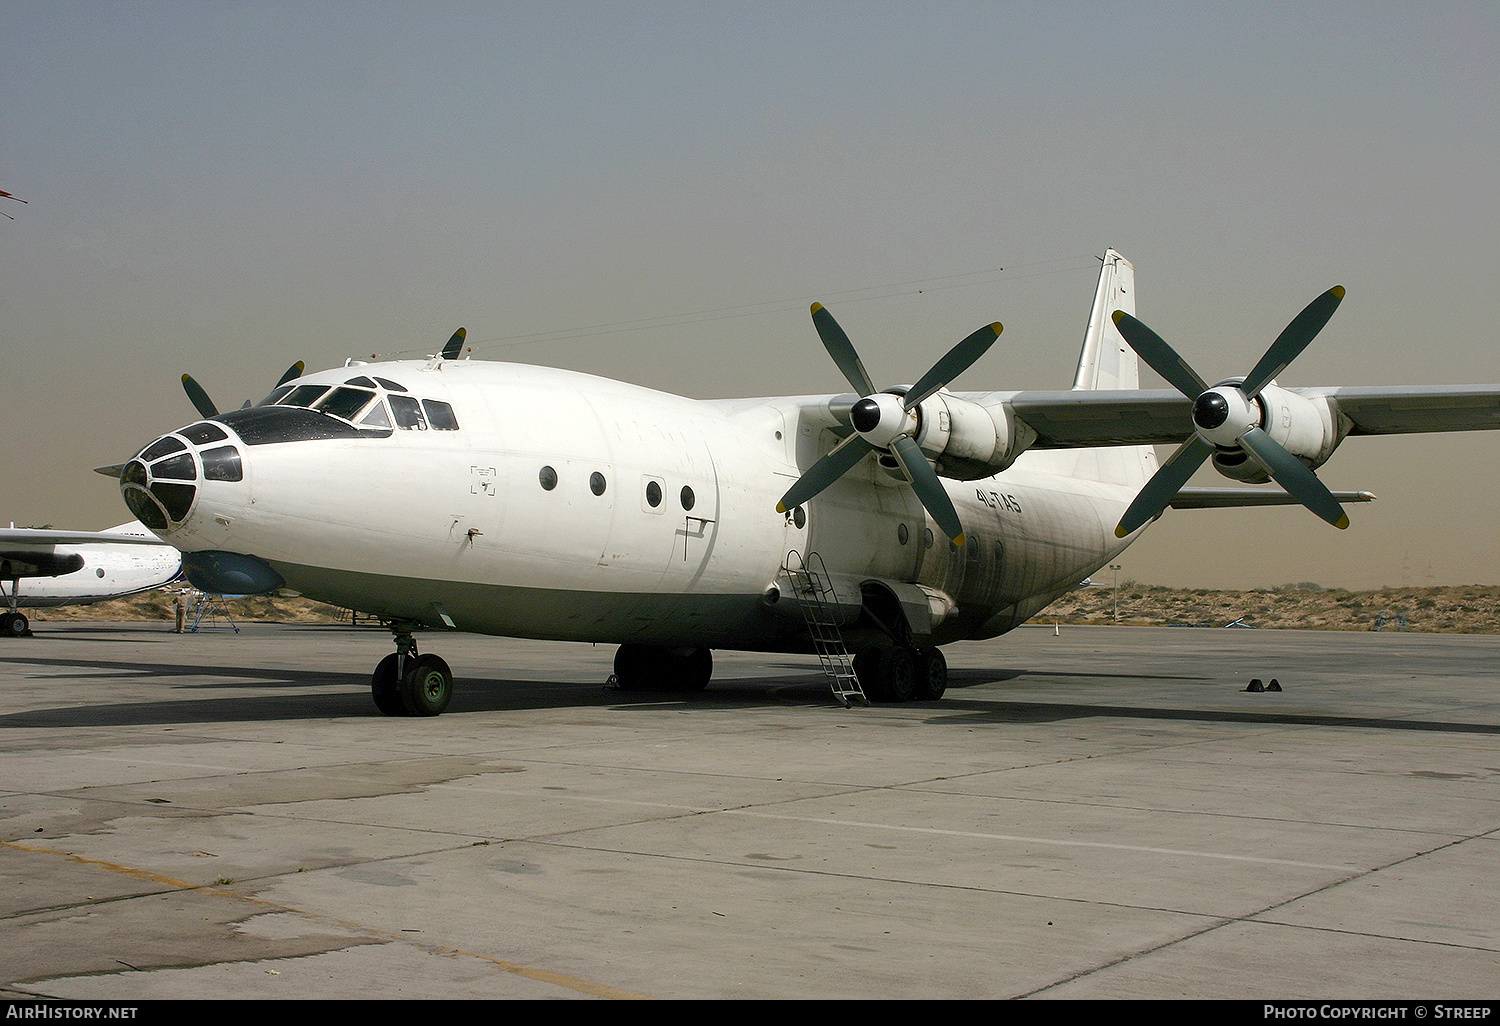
(245, 374), (460, 439)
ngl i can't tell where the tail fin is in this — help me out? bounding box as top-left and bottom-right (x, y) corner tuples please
(1072, 249), (1139, 391)
(1059, 249), (1153, 489)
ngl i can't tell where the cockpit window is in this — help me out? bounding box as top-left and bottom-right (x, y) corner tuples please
(152, 453), (198, 481)
(139, 436), (185, 461)
(240, 376), (453, 436)
(201, 445), (243, 482)
(316, 387), (376, 422)
(423, 399), (459, 431)
(358, 402), (391, 429)
(258, 385), (294, 407)
(182, 422), (229, 445)
(389, 394), (426, 430)
(278, 384), (332, 408)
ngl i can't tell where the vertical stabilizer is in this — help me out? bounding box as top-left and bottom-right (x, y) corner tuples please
(1057, 249), (1153, 489)
(1072, 249), (1138, 391)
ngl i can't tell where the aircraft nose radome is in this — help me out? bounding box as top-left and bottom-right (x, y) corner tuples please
(119, 426), (247, 536)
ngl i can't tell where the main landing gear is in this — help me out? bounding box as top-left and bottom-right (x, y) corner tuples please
(610, 644), (714, 692)
(371, 622), (453, 716)
(853, 645), (947, 703)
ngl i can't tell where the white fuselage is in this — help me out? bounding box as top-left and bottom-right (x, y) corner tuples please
(122, 359), (1147, 652)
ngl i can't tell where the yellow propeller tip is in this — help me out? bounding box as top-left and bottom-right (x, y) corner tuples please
(1335, 515), (1350, 530)
(953, 533), (966, 547)
(991, 322), (1003, 335)
(1111, 310), (1127, 325)
(775, 503), (788, 514)
(1331, 285), (1346, 299)
(810, 302), (824, 314)
(1115, 524), (1130, 538)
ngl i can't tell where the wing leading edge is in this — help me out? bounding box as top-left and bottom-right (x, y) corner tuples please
(965, 385), (1500, 449)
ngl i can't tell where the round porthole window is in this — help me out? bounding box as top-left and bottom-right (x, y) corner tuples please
(897, 523), (909, 545)
(680, 485), (695, 511)
(793, 505), (806, 530)
(539, 466), (557, 491)
(590, 472), (607, 496)
(646, 480), (662, 507)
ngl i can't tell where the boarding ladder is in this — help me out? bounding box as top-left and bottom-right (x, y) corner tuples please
(782, 550), (866, 707)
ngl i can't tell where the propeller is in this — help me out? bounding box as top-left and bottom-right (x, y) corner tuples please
(440, 327), (467, 360)
(1112, 285), (1347, 538)
(181, 361), (305, 419)
(776, 303), (1002, 544)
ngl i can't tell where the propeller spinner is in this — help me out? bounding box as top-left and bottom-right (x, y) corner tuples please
(776, 303), (1002, 544)
(1112, 285), (1347, 538)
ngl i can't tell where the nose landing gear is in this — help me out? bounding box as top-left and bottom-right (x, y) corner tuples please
(372, 622), (453, 716)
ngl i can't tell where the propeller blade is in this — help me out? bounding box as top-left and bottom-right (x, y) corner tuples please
(1112, 311), (1209, 399)
(776, 434), (874, 513)
(1239, 426), (1350, 529)
(904, 322), (1003, 410)
(181, 374), (218, 418)
(889, 434), (965, 544)
(1241, 285), (1345, 398)
(810, 303), (876, 396)
(1115, 435), (1213, 537)
(276, 361), (305, 387)
(441, 327), (467, 360)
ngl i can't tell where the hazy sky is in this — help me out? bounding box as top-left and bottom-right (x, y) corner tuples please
(3, 2), (1497, 589)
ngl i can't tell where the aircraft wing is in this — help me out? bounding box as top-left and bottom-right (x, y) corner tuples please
(0, 523), (169, 549)
(1299, 385), (1500, 435)
(985, 389), (1190, 447)
(971, 385), (1500, 448)
(0, 522), (172, 578)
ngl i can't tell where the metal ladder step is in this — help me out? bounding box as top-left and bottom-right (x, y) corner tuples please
(782, 550), (866, 707)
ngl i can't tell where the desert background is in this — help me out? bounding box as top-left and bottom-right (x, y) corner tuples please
(29, 583), (1500, 634)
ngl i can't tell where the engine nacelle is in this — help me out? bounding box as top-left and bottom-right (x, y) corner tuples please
(1211, 383), (1348, 483)
(914, 393), (1036, 481)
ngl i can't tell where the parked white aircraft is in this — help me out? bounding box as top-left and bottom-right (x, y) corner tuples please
(107, 250), (1499, 714)
(0, 521), (183, 635)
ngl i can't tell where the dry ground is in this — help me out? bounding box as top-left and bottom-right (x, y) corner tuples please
(29, 583), (1500, 634)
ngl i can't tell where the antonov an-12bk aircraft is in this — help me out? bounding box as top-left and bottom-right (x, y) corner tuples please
(109, 250), (1500, 714)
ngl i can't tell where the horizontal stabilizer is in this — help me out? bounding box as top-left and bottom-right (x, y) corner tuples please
(1169, 487), (1376, 509)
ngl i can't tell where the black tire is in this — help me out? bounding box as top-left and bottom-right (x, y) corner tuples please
(876, 648), (918, 705)
(852, 648), (882, 698)
(371, 653), (406, 716)
(669, 647), (713, 691)
(915, 647), (947, 701)
(613, 644), (650, 690)
(2, 612), (29, 637)
(401, 653), (453, 716)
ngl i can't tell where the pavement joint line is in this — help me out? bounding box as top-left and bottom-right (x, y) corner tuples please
(0, 838), (650, 1000)
(716, 809), (1356, 869)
